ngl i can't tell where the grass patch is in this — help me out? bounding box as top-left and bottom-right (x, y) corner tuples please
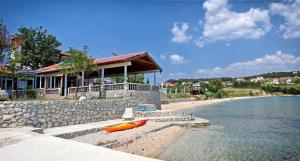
(223, 88), (262, 97)
(167, 93), (191, 99)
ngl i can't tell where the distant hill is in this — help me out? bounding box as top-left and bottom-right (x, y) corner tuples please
(165, 71), (300, 83)
(245, 71), (300, 79)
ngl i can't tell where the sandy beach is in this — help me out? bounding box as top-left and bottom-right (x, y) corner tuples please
(72, 121), (187, 158)
(161, 96), (261, 111)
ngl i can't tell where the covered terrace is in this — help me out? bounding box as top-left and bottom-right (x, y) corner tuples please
(36, 52), (162, 97)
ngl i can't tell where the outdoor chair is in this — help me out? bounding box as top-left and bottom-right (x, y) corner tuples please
(122, 108), (134, 120)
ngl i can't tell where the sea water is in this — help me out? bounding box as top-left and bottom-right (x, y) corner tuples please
(159, 96), (300, 161)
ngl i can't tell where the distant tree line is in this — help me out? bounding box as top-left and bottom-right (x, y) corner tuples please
(233, 81), (261, 88)
(166, 72), (299, 84)
(262, 85), (300, 95)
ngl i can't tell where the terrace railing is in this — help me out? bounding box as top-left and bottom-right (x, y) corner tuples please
(68, 86), (89, 94)
(67, 83), (159, 94)
(104, 83), (125, 90)
(45, 88), (61, 95)
(129, 83), (151, 90)
(11, 90), (37, 99)
(90, 85), (100, 92)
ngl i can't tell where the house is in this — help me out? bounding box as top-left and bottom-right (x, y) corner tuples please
(189, 82), (202, 95)
(1, 40), (163, 99)
(34, 51), (162, 98)
(279, 77), (293, 84)
(0, 35), (73, 92)
(222, 81), (233, 87)
(236, 77), (245, 82)
(161, 82), (176, 88)
(272, 78), (279, 84)
(250, 76), (264, 83)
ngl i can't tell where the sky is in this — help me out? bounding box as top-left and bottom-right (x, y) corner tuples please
(1, 0), (300, 83)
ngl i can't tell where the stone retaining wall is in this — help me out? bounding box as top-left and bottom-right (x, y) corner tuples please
(70, 90), (161, 110)
(0, 90), (160, 128)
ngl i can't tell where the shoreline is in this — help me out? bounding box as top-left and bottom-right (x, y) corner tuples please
(113, 126), (187, 158)
(161, 96), (270, 111)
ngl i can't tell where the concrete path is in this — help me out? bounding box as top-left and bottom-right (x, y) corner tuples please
(44, 118), (147, 139)
(0, 134), (161, 161)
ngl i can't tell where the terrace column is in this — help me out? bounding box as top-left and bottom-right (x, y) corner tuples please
(64, 74), (68, 96)
(153, 72), (156, 86)
(60, 76), (63, 95)
(4, 78), (7, 90)
(81, 71), (85, 86)
(44, 76), (47, 89)
(32, 76), (34, 89)
(49, 76), (53, 88)
(124, 65), (128, 90)
(34, 75), (37, 89)
(12, 79), (14, 90)
(60, 76), (63, 88)
(101, 68), (104, 84)
(54, 76), (56, 88)
(39, 76), (42, 88)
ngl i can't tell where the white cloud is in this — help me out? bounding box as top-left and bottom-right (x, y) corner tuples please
(169, 54), (190, 64)
(270, 0), (300, 39)
(171, 22), (192, 43)
(196, 50), (300, 77)
(194, 0), (271, 47)
(169, 72), (187, 79)
(225, 43), (231, 47)
(160, 54), (166, 60)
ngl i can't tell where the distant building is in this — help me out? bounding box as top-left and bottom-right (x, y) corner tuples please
(250, 76), (264, 83)
(272, 78), (279, 84)
(279, 77), (293, 84)
(161, 82), (176, 88)
(222, 81), (233, 87)
(190, 82), (201, 95)
(236, 77), (245, 82)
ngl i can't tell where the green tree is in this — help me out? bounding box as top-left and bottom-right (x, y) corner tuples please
(0, 19), (11, 64)
(18, 26), (61, 69)
(60, 47), (96, 99)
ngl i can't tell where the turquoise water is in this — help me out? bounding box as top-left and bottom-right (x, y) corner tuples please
(159, 96), (300, 161)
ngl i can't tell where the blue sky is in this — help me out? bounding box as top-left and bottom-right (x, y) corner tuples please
(1, 0), (300, 83)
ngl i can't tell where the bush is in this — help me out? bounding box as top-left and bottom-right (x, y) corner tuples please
(249, 91), (255, 96)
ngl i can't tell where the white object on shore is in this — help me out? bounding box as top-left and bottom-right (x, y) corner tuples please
(79, 96), (86, 101)
(122, 108), (133, 120)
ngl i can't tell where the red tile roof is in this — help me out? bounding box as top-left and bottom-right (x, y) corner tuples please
(37, 51), (161, 74)
(94, 52), (145, 64)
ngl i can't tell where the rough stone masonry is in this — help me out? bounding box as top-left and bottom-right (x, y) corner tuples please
(0, 90), (160, 128)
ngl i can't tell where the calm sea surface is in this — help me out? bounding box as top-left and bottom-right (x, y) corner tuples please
(159, 96), (300, 161)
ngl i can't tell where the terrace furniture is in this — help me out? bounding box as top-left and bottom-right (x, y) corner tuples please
(122, 108), (134, 120)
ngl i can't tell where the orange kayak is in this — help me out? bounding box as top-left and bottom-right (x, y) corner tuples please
(104, 120), (147, 133)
